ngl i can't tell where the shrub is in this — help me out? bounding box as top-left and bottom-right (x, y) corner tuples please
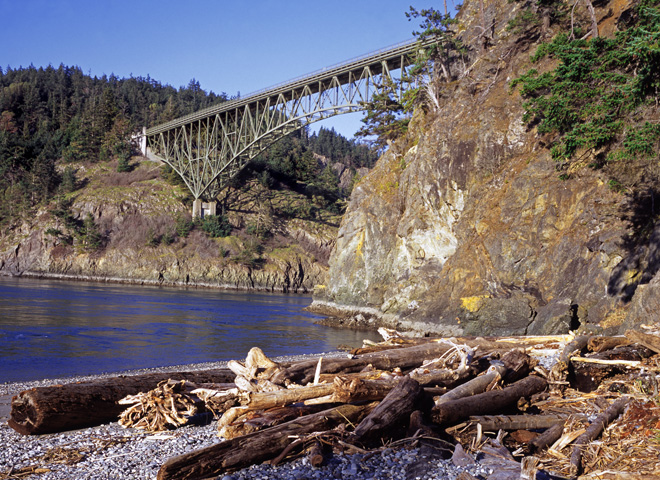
(200, 214), (232, 238)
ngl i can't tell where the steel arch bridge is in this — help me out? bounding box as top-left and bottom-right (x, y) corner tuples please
(142, 38), (430, 213)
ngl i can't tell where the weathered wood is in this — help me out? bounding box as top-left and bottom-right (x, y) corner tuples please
(307, 441), (325, 467)
(431, 375), (548, 426)
(407, 409), (437, 438)
(351, 376), (423, 445)
(327, 376), (398, 404)
(243, 384), (334, 410)
(588, 336), (630, 353)
(271, 342), (461, 386)
(579, 473), (660, 480)
(469, 414), (566, 431)
(530, 422), (565, 453)
(549, 335), (591, 393)
(157, 403), (373, 480)
(569, 396), (631, 476)
(434, 364), (507, 406)
(571, 345), (648, 392)
(625, 329), (660, 355)
(8, 368), (234, 435)
(219, 404), (332, 440)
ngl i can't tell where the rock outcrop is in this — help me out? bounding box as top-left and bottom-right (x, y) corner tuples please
(0, 162), (332, 293)
(311, 0), (658, 335)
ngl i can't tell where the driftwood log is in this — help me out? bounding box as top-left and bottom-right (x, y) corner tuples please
(469, 414), (566, 431)
(271, 342), (460, 385)
(548, 335), (591, 394)
(569, 396), (631, 476)
(219, 404), (333, 440)
(8, 368), (234, 435)
(351, 375), (423, 445)
(530, 422), (565, 453)
(432, 375), (548, 426)
(434, 364), (507, 406)
(157, 403), (374, 480)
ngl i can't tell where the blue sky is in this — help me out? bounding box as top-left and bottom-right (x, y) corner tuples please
(1, 1), (450, 137)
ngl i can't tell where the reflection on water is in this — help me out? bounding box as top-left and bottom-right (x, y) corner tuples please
(0, 277), (381, 383)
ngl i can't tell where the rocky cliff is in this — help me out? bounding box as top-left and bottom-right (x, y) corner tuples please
(311, 0), (659, 335)
(0, 161), (334, 292)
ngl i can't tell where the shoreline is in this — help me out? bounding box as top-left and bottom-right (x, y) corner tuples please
(1, 270), (314, 294)
(0, 351), (352, 424)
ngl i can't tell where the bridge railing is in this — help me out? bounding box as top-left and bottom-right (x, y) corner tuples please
(240, 38), (418, 101)
(146, 36), (433, 136)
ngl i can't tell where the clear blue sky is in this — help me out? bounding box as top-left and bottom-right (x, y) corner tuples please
(0, 1), (450, 137)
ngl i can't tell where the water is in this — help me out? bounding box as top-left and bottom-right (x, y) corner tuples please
(0, 277), (380, 383)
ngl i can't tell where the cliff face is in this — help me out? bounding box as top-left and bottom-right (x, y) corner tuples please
(0, 161), (333, 292)
(312, 0), (658, 335)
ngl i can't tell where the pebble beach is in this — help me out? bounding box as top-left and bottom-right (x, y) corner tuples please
(0, 357), (497, 480)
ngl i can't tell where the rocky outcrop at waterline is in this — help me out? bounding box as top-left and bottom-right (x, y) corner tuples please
(0, 161), (333, 293)
(310, 0), (660, 335)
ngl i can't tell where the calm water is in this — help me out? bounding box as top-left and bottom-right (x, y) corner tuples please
(0, 277), (379, 383)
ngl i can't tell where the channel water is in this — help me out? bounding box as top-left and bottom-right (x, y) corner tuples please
(0, 276), (380, 383)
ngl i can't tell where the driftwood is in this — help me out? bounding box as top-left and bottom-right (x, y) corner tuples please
(307, 441), (325, 467)
(548, 335), (591, 394)
(571, 345), (649, 392)
(625, 329), (660, 355)
(118, 379), (207, 431)
(432, 375), (548, 426)
(469, 414), (566, 431)
(271, 341), (461, 385)
(8, 368), (234, 435)
(351, 375), (423, 445)
(569, 396), (631, 476)
(219, 404), (332, 440)
(157, 403), (374, 480)
(587, 336), (630, 353)
(530, 422), (565, 453)
(434, 364), (507, 406)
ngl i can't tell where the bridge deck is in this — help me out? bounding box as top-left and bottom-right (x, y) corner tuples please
(146, 37), (431, 136)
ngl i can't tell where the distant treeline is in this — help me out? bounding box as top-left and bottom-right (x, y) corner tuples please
(0, 64), (376, 224)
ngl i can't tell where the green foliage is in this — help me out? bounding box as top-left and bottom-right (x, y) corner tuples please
(45, 227), (63, 237)
(246, 222), (270, 239)
(507, 9), (541, 34)
(233, 239), (264, 269)
(402, 6), (464, 112)
(200, 214), (232, 238)
(59, 166), (77, 193)
(0, 65), (229, 223)
(161, 231), (175, 246)
(511, 0), (660, 183)
(356, 86), (409, 153)
(146, 228), (160, 247)
(82, 213), (102, 251)
(175, 214), (193, 238)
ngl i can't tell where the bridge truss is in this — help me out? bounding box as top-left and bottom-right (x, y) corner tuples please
(143, 38), (429, 204)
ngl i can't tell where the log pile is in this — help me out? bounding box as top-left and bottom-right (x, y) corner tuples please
(9, 328), (660, 479)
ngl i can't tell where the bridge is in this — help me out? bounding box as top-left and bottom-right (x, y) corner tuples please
(141, 37), (432, 216)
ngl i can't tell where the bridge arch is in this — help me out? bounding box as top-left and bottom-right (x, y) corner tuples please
(143, 38), (430, 213)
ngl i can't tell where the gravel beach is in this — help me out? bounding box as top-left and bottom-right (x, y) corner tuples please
(1, 357), (500, 480)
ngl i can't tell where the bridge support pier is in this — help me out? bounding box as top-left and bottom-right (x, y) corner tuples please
(192, 200), (217, 218)
(192, 199), (202, 218)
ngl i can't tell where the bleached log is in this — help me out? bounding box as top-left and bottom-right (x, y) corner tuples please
(157, 403), (374, 480)
(432, 376), (548, 426)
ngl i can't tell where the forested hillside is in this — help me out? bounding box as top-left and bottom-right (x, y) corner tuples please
(0, 65), (376, 227)
(0, 65), (377, 291)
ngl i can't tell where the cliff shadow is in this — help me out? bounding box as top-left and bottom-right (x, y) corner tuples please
(607, 186), (660, 302)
